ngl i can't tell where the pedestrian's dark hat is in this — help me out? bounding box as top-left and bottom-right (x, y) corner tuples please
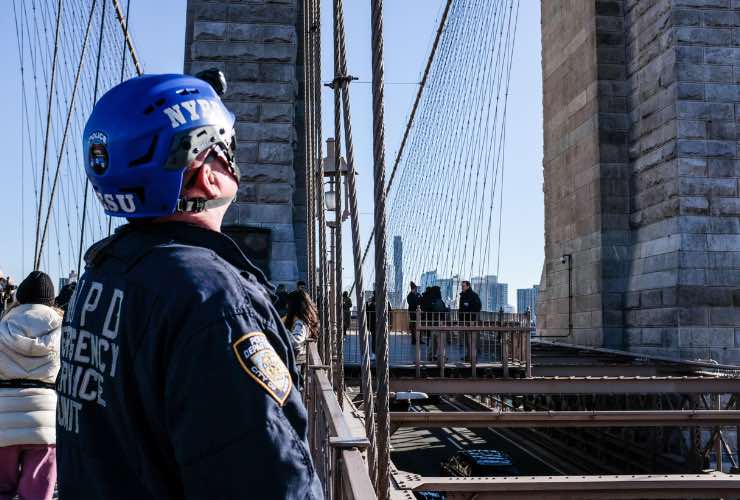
(16, 271), (55, 307)
(410, 281), (417, 288)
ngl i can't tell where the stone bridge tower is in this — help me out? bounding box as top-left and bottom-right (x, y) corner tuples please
(183, 1), (307, 287)
(538, 0), (740, 363)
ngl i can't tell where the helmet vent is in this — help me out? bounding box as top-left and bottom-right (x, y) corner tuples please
(129, 134), (159, 167)
(176, 88), (200, 96)
(155, 98), (166, 106)
(144, 105), (155, 115)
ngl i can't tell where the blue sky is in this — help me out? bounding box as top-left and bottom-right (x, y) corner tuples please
(0, 0), (543, 306)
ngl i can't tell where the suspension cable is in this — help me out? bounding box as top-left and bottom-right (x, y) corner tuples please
(368, 0), (391, 495)
(334, 0), (378, 485)
(112, 0), (141, 76)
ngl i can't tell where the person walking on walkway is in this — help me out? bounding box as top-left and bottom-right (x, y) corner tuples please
(406, 281), (421, 345)
(0, 271), (61, 500)
(459, 280), (482, 361)
(56, 73), (322, 499)
(342, 291), (352, 335)
(366, 294), (376, 356)
(283, 290), (319, 365)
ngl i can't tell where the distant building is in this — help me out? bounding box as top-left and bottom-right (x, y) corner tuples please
(471, 275), (498, 312)
(490, 282), (509, 312)
(58, 270), (78, 292)
(517, 285), (540, 323)
(436, 275), (461, 308)
(392, 236), (403, 308)
(420, 270), (438, 291)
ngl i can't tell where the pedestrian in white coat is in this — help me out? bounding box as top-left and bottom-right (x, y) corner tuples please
(0, 271), (61, 500)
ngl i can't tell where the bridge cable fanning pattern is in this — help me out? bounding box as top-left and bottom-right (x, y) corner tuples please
(12, 0), (141, 279)
(357, 0), (520, 312)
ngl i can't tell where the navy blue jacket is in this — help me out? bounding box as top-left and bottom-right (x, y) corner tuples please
(57, 222), (323, 499)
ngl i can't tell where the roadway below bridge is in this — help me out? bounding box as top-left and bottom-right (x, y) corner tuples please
(391, 397), (578, 478)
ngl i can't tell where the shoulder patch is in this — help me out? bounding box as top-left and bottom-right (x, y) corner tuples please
(232, 332), (292, 406)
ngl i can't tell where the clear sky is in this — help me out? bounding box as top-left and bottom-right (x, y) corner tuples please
(0, 0), (543, 306)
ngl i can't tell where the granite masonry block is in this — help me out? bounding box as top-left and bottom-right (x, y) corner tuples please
(227, 4), (296, 24)
(224, 62), (260, 82)
(239, 203), (292, 224)
(259, 64), (294, 82)
(239, 163), (294, 184)
(679, 327), (735, 347)
(261, 103), (294, 122)
(229, 23), (296, 44)
(258, 142), (293, 164)
(224, 102), (260, 122)
(236, 122), (293, 142)
(676, 27), (733, 46)
(711, 307), (740, 325)
(674, 0), (731, 10)
(232, 140), (258, 163)
(193, 21), (227, 41)
(192, 41), (295, 63)
(256, 182), (293, 203)
(231, 82), (295, 103)
(270, 260), (299, 281)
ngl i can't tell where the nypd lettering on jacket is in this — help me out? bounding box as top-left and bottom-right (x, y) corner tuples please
(57, 279), (123, 434)
(163, 98), (227, 129)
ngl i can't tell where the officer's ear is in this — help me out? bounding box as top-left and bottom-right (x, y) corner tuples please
(182, 158), (220, 200)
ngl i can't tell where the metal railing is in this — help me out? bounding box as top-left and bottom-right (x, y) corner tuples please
(305, 342), (376, 500)
(344, 309), (532, 377)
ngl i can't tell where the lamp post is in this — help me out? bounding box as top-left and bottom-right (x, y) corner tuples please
(322, 138), (348, 397)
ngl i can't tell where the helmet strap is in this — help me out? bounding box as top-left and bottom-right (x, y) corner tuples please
(175, 195), (233, 213)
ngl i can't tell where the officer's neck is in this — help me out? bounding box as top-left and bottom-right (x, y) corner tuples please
(154, 210), (224, 233)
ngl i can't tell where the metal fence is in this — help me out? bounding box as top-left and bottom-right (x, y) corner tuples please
(305, 342), (377, 500)
(344, 309), (532, 377)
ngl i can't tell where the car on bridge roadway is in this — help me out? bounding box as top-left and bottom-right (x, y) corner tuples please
(440, 449), (518, 477)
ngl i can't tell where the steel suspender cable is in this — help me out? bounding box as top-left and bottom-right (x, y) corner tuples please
(33, 0), (63, 270)
(112, 0), (141, 77)
(109, 0), (134, 237)
(334, 0), (377, 485)
(36, 0), (98, 271)
(331, 0), (344, 405)
(368, 0), (391, 495)
(78, 0), (108, 276)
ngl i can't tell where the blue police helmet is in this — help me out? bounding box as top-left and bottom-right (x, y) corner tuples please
(83, 73), (238, 218)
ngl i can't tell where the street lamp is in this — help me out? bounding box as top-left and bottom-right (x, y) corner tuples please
(324, 181), (336, 211)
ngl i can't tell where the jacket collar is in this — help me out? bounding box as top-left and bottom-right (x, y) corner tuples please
(84, 222), (274, 294)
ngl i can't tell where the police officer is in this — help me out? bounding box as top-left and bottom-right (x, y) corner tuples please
(56, 73), (323, 499)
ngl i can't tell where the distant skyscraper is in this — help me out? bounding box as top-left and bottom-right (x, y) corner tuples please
(490, 282), (509, 312)
(517, 285), (540, 323)
(436, 275), (461, 308)
(420, 270), (438, 291)
(393, 236), (403, 307)
(471, 275), (498, 312)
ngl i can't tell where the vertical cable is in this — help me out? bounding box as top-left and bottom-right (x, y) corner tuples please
(78, 0), (108, 276)
(331, 0), (345, 407)
(369, 0), (391, 495)
(334, 0), (377, 484)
